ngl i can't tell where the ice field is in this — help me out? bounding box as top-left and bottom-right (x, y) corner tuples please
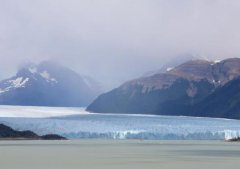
(0, 106), (240, 140)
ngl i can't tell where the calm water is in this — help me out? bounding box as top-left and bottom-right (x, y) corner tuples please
(0, 140), (240, 169)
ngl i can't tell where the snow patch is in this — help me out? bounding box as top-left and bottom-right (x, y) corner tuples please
(50, 78), (58, 83)
(29, 67), (37, 74)
(40, 71), (58, 83)
(214, 59), (222, 63)
(211, 60), (222, 65)
(0, 77), (29, 94)
(8, 77), (29, 88)
(166, 67), (173, 71)
(40, 71), (50, 79)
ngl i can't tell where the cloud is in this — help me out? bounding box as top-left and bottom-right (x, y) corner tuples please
(0, 0), (240, 89)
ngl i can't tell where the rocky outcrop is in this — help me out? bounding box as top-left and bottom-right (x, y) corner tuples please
(226, 137), (240, 142)
(0, 124), (66, 140)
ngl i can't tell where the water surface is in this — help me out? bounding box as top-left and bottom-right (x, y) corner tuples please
(0, 140), (240, 169)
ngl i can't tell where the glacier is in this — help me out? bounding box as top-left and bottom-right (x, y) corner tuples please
(0, 106), (240, 140)
(0, 105), (89, 118)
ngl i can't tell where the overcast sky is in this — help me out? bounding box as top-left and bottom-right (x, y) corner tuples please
(1, 0), (240, 90)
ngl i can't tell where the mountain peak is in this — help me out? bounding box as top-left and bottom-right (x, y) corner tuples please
(158, 58), (240, 87)
(0, 61), (101, 107)
(17, 62), (59, 85)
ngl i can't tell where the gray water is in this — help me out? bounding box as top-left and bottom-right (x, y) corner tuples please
(0, 140), (240, 169)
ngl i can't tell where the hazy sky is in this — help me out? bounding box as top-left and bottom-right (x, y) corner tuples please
(1, 0), (240, 90)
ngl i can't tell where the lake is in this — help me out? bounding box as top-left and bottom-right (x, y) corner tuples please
(0, 140), (240, 169)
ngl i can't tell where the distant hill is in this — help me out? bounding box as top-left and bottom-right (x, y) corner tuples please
(0, 61), (102, 107)
(87, 58), (240, 119)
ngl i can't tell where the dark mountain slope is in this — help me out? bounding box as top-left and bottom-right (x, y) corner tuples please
(193, 77), (240, 119)
(87, 58), (240, 119)
(87, 78), (214, 115)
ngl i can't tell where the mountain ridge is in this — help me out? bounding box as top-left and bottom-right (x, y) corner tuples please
(87, 58), (240, 119)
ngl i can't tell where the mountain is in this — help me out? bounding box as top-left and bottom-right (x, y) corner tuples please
(192, 77), (240, 119)
(87, 58), (240, 119)
(0, 61), (101, 107)
(0, 123), (66, 140)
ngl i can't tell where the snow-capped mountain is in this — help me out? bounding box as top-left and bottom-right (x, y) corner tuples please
(0, 61), (102, 107)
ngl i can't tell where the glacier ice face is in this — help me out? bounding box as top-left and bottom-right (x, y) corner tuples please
(0, 107), (240, 140)
(224, 130), (240, 140)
